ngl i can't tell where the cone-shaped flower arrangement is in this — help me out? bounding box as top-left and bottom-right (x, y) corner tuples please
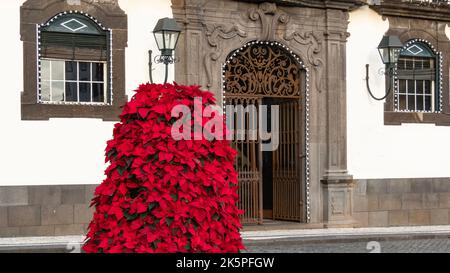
(83, 83), (244, 253)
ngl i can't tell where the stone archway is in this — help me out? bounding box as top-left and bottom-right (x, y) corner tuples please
(223, 41), (308, 224)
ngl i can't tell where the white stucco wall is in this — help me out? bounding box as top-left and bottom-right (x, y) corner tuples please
(0, 0), (173, 186)
(347, 6), (450, 179)
(2, 2), (450, 186)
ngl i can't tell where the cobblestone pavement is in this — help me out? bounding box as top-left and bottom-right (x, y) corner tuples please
(244, 238), (450, 253)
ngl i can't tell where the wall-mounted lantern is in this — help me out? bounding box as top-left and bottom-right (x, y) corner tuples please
(366, 35), (404, 100)
(148, 17), (182, 84)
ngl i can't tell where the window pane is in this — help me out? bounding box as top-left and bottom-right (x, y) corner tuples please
(399, 80), (406, 94)
(416, 80), (424, 94)
(52, 81), (64, 102)
(51, 60), (64, 81)
(416, 95), (424, 111)
(65, 82), (78, 102)
(399, 95), (406, 110)
(92, 63), (104, 81)
(408, 95), (415, 111)
(92, 83), (104, 102)
(41, 80), (50, 101)
(66, 61), (77, 81)
(423, 59), (430, 69)
(424, 81), (431, 94)
(414, 59), (423, 70)
(425, 96), (432, 111)
(79, 83), (91, 102)
(407, 80), (415, 94)
(405, 59), (414, 70)
(79, 62), (91, 81)
(41, 60), (51, 81)
(398, 59), (405, 70)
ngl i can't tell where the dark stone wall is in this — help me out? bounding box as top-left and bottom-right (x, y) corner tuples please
(353, 178), (450, 227)
(0, 185), (96, 237)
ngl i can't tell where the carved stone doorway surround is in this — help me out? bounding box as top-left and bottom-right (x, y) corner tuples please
(171, 0), (362, 227)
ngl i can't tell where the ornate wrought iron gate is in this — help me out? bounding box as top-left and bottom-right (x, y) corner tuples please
(225, 97), (262, 224)
(273, 100), (303, 221)
(223, 42), (304, 224)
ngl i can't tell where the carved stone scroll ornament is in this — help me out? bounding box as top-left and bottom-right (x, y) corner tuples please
(285, 31), (324, 93)
(248, 2), (290, 41)
(203, 24), (247, 88)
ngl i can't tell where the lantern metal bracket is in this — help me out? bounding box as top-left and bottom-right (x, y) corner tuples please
(148, 50), (180, 85)
(365, 64), (395, 101)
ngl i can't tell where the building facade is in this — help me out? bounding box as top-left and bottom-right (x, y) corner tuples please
(1, 0), (450, 237)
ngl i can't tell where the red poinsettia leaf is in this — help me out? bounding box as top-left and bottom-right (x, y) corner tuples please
(137, 107), (151, 119)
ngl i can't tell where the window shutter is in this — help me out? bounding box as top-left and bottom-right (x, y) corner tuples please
(41, 32), (108, 61)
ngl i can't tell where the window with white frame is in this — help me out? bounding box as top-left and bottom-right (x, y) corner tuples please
(395, 41), (440, 112)
(41, 60), (106, 103)
(38, 13), (110, 105)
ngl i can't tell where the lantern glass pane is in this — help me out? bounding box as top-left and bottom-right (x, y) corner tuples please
(163, 31), (180, 50)
(378, 48), (389, 64)
(154, 32), (165, 50)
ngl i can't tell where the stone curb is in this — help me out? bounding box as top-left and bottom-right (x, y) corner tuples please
(1, 226), (450, 252)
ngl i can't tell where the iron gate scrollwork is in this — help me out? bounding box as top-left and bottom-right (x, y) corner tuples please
(224, 43), (302, 98)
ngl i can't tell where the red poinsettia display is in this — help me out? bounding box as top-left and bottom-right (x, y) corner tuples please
(83, 83), (244, 253)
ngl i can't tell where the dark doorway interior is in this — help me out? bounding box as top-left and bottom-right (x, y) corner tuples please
(262, 97), (303, 221)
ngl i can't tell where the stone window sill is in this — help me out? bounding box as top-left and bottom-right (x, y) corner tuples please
(384, 111), (450, 126)
(21, 102), (125, 121)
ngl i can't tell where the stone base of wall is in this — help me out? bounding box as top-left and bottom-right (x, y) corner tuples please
(1, 179), (449, 237)
(353, 178), (450, 227)
(0, 185), (96, 237)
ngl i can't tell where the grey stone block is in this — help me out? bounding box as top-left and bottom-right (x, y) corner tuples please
(352, 212), (368, 227)
(41, 205), (74, 226)
(401, 193), (423, 210)
(367, 180), (387, 194)
(0, 207), (7, 227)
(368, 211), (388, 227)
(410, 180), (433, 193)
(29, 186), (61, 205)
(354, 180), (367, 195)
(433, 178), (450, 193)
(0, 227), (20, 237)
(430, 209), (449, 225)
(19, 226), (55, 237)
(353, 195), (368, 212)
(409, 210), (430, 226)
(439, 193), (450, 208)
(367, 195), (379, 211)
(423, 194), (439, 209)
(61, 185), (86, 204)
(388, 210), (409, 226)
(74, 204), (94, 224)
(54, 224), (87, 236)
(387, 179), (411, 194)
(379, 194), (402, 211)
(0, 187), (28, 206)
(8, 206), (41, 227)
(84, 185), (98, 204)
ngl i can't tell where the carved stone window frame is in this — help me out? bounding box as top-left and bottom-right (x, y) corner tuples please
(393, 39), (443, 113)
(20, 0), (128, 121)
(370, 2), (450, 126)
